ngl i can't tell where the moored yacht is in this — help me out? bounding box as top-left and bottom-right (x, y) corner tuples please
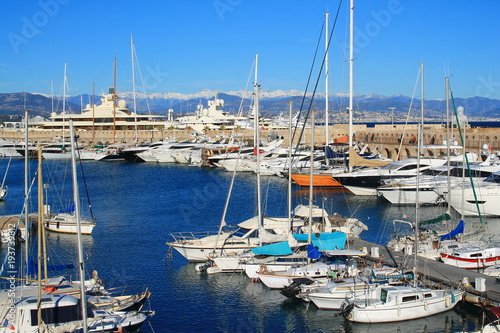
(333, 157), (449, 196)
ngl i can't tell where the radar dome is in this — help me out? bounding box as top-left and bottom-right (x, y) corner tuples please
(117, 99), (128, 108)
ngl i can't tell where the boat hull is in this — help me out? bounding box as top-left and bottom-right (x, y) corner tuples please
(346, 290), (464, 323)
(291, 174), (342, 187)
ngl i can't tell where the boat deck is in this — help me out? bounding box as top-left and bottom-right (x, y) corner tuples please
(0, 214), (29, 231)
(351, 238), (500, 306)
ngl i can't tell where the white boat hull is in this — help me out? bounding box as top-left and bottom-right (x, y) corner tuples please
(344, 185), (378, 196)
(449, 186), (500, 217)
(346, 289), (464, 323)
(378, 187), (442, 205)
(45, 213), (95, 234)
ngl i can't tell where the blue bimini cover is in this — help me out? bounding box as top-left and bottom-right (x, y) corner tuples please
(293, 232), (347, 251)
(251, 241), (293, 256)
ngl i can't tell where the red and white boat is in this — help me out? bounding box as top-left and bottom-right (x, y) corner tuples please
(440, 246), (500, 269)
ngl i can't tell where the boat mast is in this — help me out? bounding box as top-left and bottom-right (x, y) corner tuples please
(325, 11), (329, 165)
(92, 82), (96, 148)
(70, 120), (88, 332)
(37, 147), (49, 284)
(62, 63), (67, 141)
(24, 109), (30, 280)
(287, 101), (293, 231)
(113, 55), (117, 144)
(51, 81), (54, 114)
(308, 110), (315, 247)
(445, 77), (451, 215)
(348, 0), (354, 149)
(254, 54), (263, 243)
(36, 146), (43, 330)
(131, 35), (139, 144)
(413, 62), (424, 287)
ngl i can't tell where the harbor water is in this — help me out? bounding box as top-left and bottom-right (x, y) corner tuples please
(0, 157), (494, 332)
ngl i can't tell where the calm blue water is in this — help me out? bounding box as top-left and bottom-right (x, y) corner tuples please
(0, 157), (488, 332)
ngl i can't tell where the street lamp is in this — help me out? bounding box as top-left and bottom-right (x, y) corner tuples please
(389, 107), (396, 126)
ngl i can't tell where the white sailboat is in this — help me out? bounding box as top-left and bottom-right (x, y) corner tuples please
(0, 153), (11, 200)
(44, 138), (96, 234)
(167, 55), (290, 262)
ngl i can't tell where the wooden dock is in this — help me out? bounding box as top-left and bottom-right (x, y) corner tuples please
(351, 238), (500, 306)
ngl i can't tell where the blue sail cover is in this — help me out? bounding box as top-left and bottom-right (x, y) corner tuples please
(293, 232), (347, 251)
(325, 146), (335, 159)
(59, 203), (75, 214)
(251, 241), (293, 256)
(440, 220), (465, 240)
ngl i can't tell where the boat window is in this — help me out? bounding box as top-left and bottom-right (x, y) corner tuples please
(469, 253), (483, 258)
(398, 164), (419, 171)
(402, 295), (419, 302)
(484, 173), (500, 184)
(424, 293), (433, 298)
(380, 289), (388, 302)
(30, 304), (81, 326)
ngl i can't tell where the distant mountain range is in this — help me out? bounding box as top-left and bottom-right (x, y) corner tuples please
(1, 90), (500, 122)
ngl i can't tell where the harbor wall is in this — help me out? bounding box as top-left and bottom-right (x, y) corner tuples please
(1, 123), (498, 159)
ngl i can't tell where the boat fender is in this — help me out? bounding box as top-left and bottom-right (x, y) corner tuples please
(445, 295), (451, 307)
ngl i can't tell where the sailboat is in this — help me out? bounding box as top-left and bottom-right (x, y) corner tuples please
(0, 152), (12, 200)
(44, 140), (96, 234)
(167, 55), (292, 263)
(341, 62), (464, 323)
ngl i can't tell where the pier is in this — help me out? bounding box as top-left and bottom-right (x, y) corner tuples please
(351, 238), (500, 307)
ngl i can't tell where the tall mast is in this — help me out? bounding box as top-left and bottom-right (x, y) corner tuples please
(308, 110), (315, 248)
(445, 77), (451, 215)
(287, 101), (293, 231)
(92, 82), (96, 148)
(51, 81), (54, 113)
(62, 63), (67, 141)
(131, 35), (138, 144)
(113, 55), (117, 144)
(70, 120), (88, 332)
(24, 109), (30, 280)
(37, 147), (48, 284)
(414, 62), (424, 287)
(254, 54), (262, 243)
(325, 12), (330, 161)
(36, 146), (43, 330)
(348, 0), (354, 148)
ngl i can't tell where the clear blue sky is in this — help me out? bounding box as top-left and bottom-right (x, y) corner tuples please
(1, 0), (500, 100)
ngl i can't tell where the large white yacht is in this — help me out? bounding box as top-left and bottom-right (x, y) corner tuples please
(32, 89), (182, 132)
(175, 95), (248, 133)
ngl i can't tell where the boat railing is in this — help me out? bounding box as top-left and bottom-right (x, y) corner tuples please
(104, 283), (150, 298)
(169, 231), (222, 242)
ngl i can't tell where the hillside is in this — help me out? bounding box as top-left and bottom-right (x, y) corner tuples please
(1, 91), (500, 121)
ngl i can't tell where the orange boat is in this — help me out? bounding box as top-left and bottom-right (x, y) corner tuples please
(291, 174), (343, 187)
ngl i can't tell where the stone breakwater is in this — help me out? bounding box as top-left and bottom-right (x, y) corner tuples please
(1, 123), (498, 159)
